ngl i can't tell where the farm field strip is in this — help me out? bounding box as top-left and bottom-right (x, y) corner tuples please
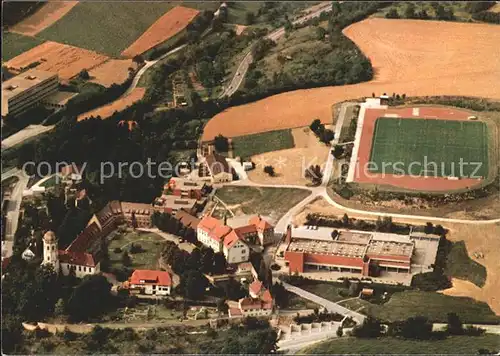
(121, 6), (199, 58)
(9, 1), (79, 36)
(77, 87), (145, 121)
(4, 41), (109, 80)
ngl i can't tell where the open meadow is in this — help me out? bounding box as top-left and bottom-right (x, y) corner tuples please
(202, 18), (500, 140)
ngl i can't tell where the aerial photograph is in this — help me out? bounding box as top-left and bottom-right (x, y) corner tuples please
(1, 0), (500, 354)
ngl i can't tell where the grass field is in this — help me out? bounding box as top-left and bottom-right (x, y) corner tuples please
(302, 335), (500, 354)
(369, 118), (489, 178)
(445, 241), (487, 287)
(108, 231), (165, 270)
(2, 32), (45, 61)
(36, 2), (217, 57)
(232, 129), (295, 158)
(215, 186), (310, 219)
(365, 290), (499, 324)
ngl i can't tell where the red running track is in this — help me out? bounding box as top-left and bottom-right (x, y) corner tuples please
(353, 106), (483, 192)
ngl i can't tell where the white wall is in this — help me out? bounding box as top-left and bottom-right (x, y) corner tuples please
(130, 284), (171, 296)
(224, 240), (249, 264)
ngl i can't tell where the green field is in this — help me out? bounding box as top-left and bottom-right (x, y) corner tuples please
(302, 335), (500, 354)
(2, 32), (45, 61)
(108, 231), (165, 270)
(445, 241), (487, 287)
(232, 129), (294, 158)
(369, 118), (489, 178)
(365, 290), (499, 324)
(36, 2), (217, 57)
(215, 186), (310, 219)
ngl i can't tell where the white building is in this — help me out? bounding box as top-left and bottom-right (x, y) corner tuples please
(197, 216), (249, 264)
(128, 269), (172, 296)
(42, 230), (100, 278)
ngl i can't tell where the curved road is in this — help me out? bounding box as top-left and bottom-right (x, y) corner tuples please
(219, 1), (334, 98)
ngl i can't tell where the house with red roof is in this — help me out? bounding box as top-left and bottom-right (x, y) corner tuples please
(127, 269), (172, 296)
(229, 279), (274, 318)
(235, 215), (275, 246)
(197, 215), (249, 264)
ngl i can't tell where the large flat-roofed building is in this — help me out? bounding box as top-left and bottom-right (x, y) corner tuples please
(2, 69), (58, 117)
(283, 226), (439, 277)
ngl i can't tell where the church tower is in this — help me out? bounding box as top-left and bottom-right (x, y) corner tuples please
(42, 230), (59, 273)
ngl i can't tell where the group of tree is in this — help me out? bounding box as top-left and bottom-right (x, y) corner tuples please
(310, 119), (335, 144)
(213, 134), (230, 152)
(151, 211), (197, 244)
(304, 164), (323, 185)
(263, 165), (275, 177)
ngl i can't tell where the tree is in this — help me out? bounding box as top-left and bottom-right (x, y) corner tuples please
(179, 270), (208, 300)
(331, 229), (339, 240)
(122, 251), (132, 266)
(264, 165), (275, 177)
(310, 119), (323, 133)
(214, 134), (229, 152)
(132, 55), (144, 65)
(213, 252), (227, 274)
(130, 211), (138, 229)
(391, 316), (433, 340)
(385, 8), (400, 19)
(319, 129), (335, 143)
(66, 275), (112, 321)
(79, 69), (90, 80)
(245, 11), (255, 25)
(315, 26), (326, 40)
(201, 247), (215, 274)
(352, 316), (383, 338)
(270, 282), (288, 308)
(332, 145), (344, 159)
(217, 298), (229, 314)
(446, 312), (464, 335)
(342, 213), (349, 226)
(434, 224), (446, 236)
(424, 222), (434, 234)
(187, 247), (202, 271)
(54, 298), (66, 317)
(336, 326), (343, 337)
(404, 3), (416, 18)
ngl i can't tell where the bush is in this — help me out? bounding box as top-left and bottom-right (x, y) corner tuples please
(411, 271), (452, 291)
(113, 247), (122, 253)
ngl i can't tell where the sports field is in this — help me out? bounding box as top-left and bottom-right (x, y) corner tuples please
(368, 118), (489, 178)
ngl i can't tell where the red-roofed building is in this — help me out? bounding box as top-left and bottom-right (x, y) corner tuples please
(229, 278), (274, 318)
(283, 226), (419, 277)
(128, 269), (172, 296)
(237, 215), (274, 246)
(197, 216), (249, 264)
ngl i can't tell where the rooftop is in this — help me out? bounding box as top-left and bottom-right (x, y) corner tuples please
(166, 177), (206, 191)
(130, 269), (172, 286)
(288, 226), (416, 260)
(155, 195), (198, 210)
(2, 69), (57, 102)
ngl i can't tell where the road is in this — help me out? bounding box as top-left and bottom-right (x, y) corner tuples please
(2, 124), (55, 150)
(282, 282), (366, 324)
(219, 1), (333, 98)
(2, 169), (30, 258)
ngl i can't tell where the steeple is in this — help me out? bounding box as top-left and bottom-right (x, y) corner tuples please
(42, 230), (59, 273)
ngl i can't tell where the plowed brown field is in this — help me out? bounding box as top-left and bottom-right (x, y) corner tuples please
(202, 19), (500, 141)
(77, 88), (145, 121)
(4, 41), (109, 80)
(9, 1), (79, 36)
(90, 59), (136, 87)
(121, 6), (199, 58)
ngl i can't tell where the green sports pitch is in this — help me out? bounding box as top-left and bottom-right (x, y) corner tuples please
(368, 118), (489, 178)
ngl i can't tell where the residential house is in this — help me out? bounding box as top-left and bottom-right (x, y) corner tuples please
(234, 215), (275, 246)
(201, 153), (233, 183)
(229, 279), (274, 318)
(128, 269), (172, 296)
